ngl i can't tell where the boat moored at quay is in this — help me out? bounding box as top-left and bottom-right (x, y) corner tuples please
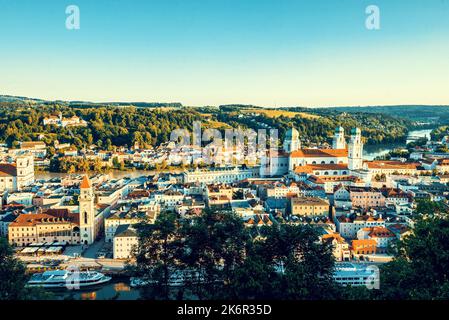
(27, 270), (112, 289)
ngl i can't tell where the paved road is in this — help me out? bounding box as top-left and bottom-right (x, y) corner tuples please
(61, 258), (127, 271)
(83, 239), (105, 258)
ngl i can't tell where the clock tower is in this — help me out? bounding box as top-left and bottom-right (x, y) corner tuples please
(79, 175), (95, 245)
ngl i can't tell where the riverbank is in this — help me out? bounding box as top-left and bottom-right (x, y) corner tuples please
(363, 129), (432, 160)
(35, 168), (182, 180)
(35, 129), (433, 179)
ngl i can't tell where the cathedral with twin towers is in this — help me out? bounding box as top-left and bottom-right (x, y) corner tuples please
(260, 126), (364, 178)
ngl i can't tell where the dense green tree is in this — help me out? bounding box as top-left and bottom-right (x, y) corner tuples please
(256, 224), (339, 300)
(178, 210), (250, 299)
(132, 209), (342, 300)
(215, 107), (412, 145)
(0, 238), (29, 300)
(376, 217), (449, 299)
(415, 200), (447, 216)
(0, 104), (203, 151)
(132, 212), (181, 299)
(223, 251), (279, 299)
(0, 103), (420, 153)
(0, 238), (51, 300)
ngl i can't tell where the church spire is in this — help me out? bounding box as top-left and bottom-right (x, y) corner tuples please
(333, 126), (346, 149)
(283, 127), (301, 153)
(79, 173), (95, 245)
(348, 128), (363, 170)
(80, 174), (91, 189)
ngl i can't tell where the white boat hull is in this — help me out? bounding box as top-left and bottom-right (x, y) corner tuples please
(27, 270), (112, 290)
(27, 276), (112, 289)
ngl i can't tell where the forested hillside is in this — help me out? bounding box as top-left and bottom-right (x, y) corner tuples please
(213, 106), (413, 145)
(0, 99), (438, 149)
(0, 103), (202, 149)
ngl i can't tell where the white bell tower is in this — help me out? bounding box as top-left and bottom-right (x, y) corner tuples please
(333, 126), (346, 149)
(15, 154), (35, 191)
(283, 127), (301, 153)
(348, 128), (363, 170)
(79, 175), (95, 245)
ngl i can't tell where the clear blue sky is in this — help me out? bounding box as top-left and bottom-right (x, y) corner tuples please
(1, 0), (448, 106)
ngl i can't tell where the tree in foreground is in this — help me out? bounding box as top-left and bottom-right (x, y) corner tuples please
(257, 224), (339, 300)
(0, 238), (30, 300)
(131, 212), (181, 299)
(132, 209), (341, 300)
(0, 238), (51, 300)
(376, 217), (449, 299)
(178, 209), (250, 299)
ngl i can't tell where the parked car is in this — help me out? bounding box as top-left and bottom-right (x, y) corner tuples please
(96, 252), (106, 259)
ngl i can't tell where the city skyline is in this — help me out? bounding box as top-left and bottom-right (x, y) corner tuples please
(1, 0), (449, 106)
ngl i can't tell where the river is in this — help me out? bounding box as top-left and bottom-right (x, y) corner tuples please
(35, 169), (176, 181)
(363, 129), (432, 160)
(36, 129), (433, 181)
(57, 279), (141, 300)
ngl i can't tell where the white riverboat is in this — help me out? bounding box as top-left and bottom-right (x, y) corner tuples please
(27, 270), (112, 289)
(130, 274), (184, 288)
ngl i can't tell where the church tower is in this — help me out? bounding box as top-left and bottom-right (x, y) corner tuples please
(348, 128), (363, 170)
(79, 175), (95, 245)
(283, 127), (301, 153)
(16, 154), (35, 191)
(332, 126), (346, 149)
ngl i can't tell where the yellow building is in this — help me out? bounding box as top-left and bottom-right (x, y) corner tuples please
(8, 209), (81, 247)
(290, 197), (329, 217)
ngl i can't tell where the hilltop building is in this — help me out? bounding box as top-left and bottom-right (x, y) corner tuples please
(43, 112), (87, 128)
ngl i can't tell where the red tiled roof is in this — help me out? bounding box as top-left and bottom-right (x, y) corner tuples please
(21, 141), (46, 148)
(0, 164), (17, 177)
(308, 175), (361, 184)
(10, 209), (79, 227)
(322, 233), (346, 244)
(437, 159), (449, 165)
(365, 161), (420, 169)
(352, 239), (377, 249)
(380, 188), (409, 198)
(369, 227), (395, 238)
(291, 148), (348, 158)
(80, 175), (91, 189)
(294, 163), (348, 174)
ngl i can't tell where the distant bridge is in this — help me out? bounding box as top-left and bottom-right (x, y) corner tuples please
(408, 135), (428, 141)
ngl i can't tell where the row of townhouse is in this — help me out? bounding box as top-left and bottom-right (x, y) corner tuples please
(334, 185), (411, 211)
(322, 224), (408, 262)
(335, 214), (386, 239)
